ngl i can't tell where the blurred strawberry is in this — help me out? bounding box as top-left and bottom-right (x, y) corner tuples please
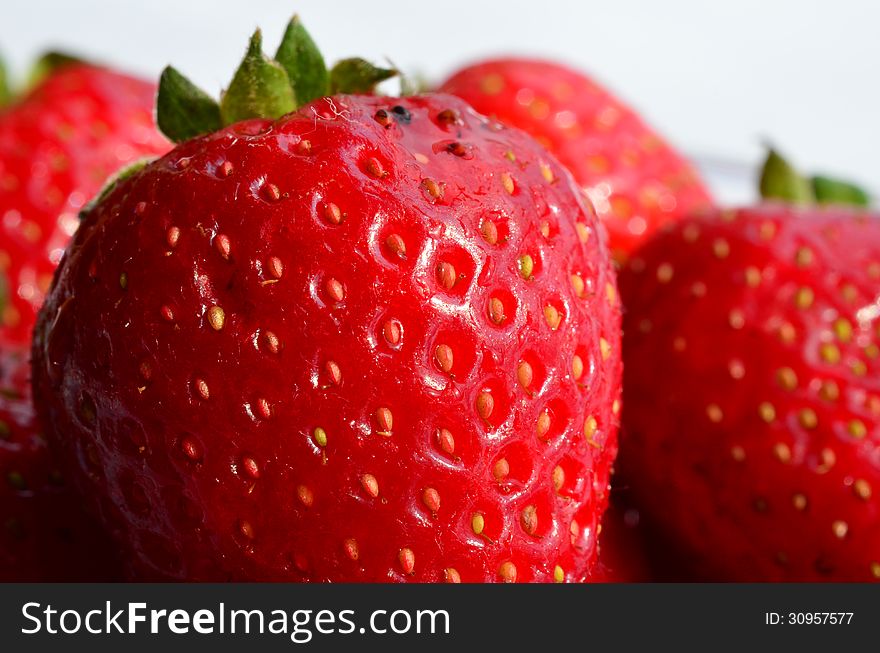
(0, 56), (169, 343)
(440, 59), (713, 259)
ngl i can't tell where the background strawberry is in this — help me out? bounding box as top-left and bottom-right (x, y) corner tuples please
(618, 150), (880, 580)
(0, 338), (121, 580)
(0, 58), (169, 343)
(439, 59), (713, 260)
(32, 21), (622, 582)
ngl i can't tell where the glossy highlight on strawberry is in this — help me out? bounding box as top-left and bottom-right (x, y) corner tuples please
(440, 59), (713, 259)
(0, 62), (169, 343)
(620, 205), (880, 581)
(33, 88), (622, 581)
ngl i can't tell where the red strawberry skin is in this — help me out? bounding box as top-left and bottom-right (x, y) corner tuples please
(619, 205), (880, 581)
(33, 94), (622, 582)
(0, 339), (121, 581)
(439, 59), (713, 259)
(0, 63), (169, 344)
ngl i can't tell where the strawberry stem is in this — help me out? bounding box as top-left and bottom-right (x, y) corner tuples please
(812, 175), (870, 207)
(155, 16), (397, 143)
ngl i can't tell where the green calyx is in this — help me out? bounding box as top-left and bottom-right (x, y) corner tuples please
(0, 55), (9, 107)
(157, 15), (397, 143)
(759, 148), (871, 208)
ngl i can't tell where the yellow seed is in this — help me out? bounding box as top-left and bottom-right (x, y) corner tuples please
(518, 254), (534, 280)
(871, 562), (880, 579)
(361, 474), (379, 498)
(501, 172), (515, 194)
(776, 367), (798, 390)
(778, 322), (796, 343)
(731, 446), (746, 462)
(571, 274), (585, 297)
(798, 409), (818, 429)
(729, 310), (745, 329)
(553, 565), (565, 583)
(820, 343), (841, 364)
(656, 263), (674, 283)
(536, 410), (551, 440)
(583, 415), (597, 440)
(599, 337), (611, 361)
(572, 355), (584, 381)
(682, 224), (700, 242)
(792, 493), (807, 510)
(422, 487), (441, 513)
(517, 361), (533, 390)
(819, 380), (839, 401)
(795, 247), (813, 267)
(848, 419), (867, 439)
(706, 404), (723, 423)
(851, 360), (867, 376)
(376, 407), (393, 434)
(207, 305), (225, 331)
(498, 561), (517, 583)
(853, 479), (872, 500)
(476, 391), (494, 421)
(794, 287), (814, 309)
(435, 344), (454, 373)
(575, 222), (590, 243)
(552, 465), (565, 491)
(445, 568), (461, 583)
(758, 402), (776, 422)
(493, 458), (509, 480)
(712, 238), (730, 259)
(540, 162), (554, 183)
(313, 427), (327, 448)
(471, 513), (485, 535)
(832, 520), (848, 539)
(605, 282), (616, 304)
(833, 318), (853, 342)
(398, 548), (415, 574)
(774, 442), (791, 463)
(488, 297), (506, 325)
(745, 266), (762, 287)
(544, 305), (561, 330)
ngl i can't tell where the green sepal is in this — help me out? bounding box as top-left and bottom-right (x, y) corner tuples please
(81, 158), (153, 218)
(811, 175), (870, 207)
(758, 148), (815, 204)
(220, 30), (296, 126)
(275, 15), (328, 105)
(157, 66), (222, 143)
(0, 56), (10, 107)
(28, 51), (82, 88)
(329, 58), (396, 94)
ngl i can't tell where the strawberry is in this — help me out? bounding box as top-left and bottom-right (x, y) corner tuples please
(32, 20), (622, 582)
(439, 59), (713, 260)
(0, 57), (169, 344)
(0, 338), (121, 580)
(618, 154), (880, 581)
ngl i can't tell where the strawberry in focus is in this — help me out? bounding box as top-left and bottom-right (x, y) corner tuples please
(439, 59), (713, 260)
(32, 21), (622, 582)
(0, 59), (169, 343)
(619, 155), (880, 580)
(0, 339), (121, 581)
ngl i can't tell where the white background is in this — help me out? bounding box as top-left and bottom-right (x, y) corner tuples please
(2, 0), (878, 201)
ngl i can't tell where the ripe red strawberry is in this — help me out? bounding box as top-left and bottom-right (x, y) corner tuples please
(439, 59), (713, 259)
(0, 338), (121, 580)
(0, 59), (169, 344)
(619, 180), (880, 580)
(32, 22), (622, 582)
